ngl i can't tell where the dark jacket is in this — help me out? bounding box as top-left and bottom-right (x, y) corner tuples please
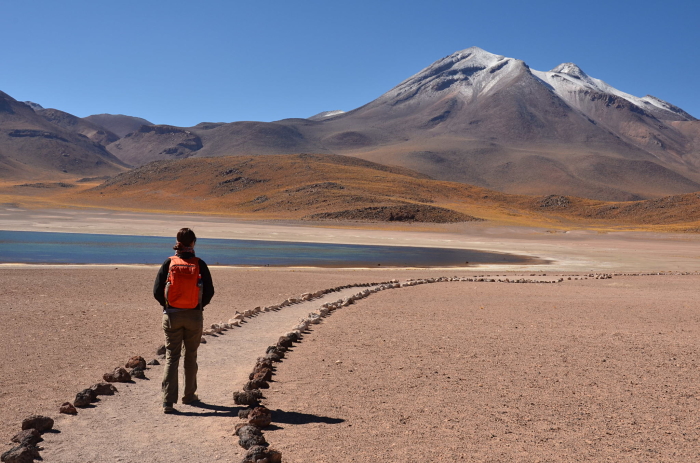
(153, 252), (215, 310)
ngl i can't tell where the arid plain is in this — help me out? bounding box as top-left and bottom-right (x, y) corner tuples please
(2, 204), (700, 461)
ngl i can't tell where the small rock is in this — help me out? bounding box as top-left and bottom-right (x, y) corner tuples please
(147, 359), (160, 366)
(90, 382), (118, 396)
(238, 408), (251, 419)
(200, 337), (207, 344)
(156, 345), (166, 356)
(236, 425), (266, 450)
(1, 444), (41, 463)
(125, 356), (146, 370)
(103, 367), (131, 383)
(249, 367), (273, 382)
(10, 429), (41, 446)
(277, 335), (293, 348)
(60, 402), (78, 415)
(255, 358), (274, 369)
(21, 415), (54, 432)
(243, 446), (282, 463)
(74, 388), (96, 408)
(130, 368), (146, 379)
(244, 379), (269, 390)
(248, 406), (272, 428)
(233, 390), (263, 406)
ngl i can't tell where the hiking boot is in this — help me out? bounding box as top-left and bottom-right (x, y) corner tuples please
(181, 394), (199, 405)
(163, 402), (175, 414)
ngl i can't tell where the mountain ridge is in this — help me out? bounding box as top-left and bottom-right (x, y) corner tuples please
(2, 47), (699, 201)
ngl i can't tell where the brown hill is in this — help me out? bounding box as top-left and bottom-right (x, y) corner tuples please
(36, 108), (119, 145)
(0, 91), (129, 180)
(83, 113), (153, 138)
(60, 154), (700, 231)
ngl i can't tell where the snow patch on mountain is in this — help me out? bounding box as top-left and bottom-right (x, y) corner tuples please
(532, 64), (695, 121)
(23, 101), (44, 111)
(309, 110), (345, 121)
(379, 46), (529, 105)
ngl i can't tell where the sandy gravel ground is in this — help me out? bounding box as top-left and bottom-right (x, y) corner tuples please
(0, 267), (410, 444)
(2, 207), (700, 461)
(40, 285), (375, 462)
(264, 275), (700, 462)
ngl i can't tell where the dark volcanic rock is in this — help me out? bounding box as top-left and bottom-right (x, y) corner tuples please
(236, 425), (266, 450)
(90, 382), (118, 395)
(248, 406), (272, 428)
(244, 379), (269, 390)
(243, 446), (282, 463)
(233, 390), (263, 406)
(125, 356), (147, 370)
(130, 367), (146, 379)
(147, 359), (160, 366)
(1, 444), (41, 463)
(59, 402), (78, 415)
(238, 408), (252, 419)
(277, 335), (294, 348)
(10, 429), (41, 446)
(249, 367), (273, 382)
(156, 345), (166, 356)
(103, 367), (131, 382)
(21, 415), (54, 432)
(74, 388), (96, 408)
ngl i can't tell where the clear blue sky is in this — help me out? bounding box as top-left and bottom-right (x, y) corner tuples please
(2, 0), (698, 127)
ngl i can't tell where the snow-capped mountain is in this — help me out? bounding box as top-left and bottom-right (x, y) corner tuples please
(23, 46), (695, 200)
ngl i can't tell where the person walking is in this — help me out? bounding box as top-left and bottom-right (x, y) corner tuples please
(153, 228), (215, 413)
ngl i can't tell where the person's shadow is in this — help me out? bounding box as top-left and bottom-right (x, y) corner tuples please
(174, 400), (241, 417)
(267, 409), (345, 428)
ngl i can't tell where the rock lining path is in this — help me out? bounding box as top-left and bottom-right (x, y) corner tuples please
(41, 286), (372, 463)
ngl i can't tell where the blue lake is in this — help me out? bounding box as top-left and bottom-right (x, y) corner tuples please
(0, 230), (543, 267)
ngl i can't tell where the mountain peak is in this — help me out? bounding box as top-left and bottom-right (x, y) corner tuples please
(550, 63), (588, 80)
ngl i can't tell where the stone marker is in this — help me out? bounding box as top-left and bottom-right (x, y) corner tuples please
(10, 429), (40, 446)
(74, 388), (96, 407)
(130, 367), (146, 379)
(242, 446), (282, 463)
(236, 425), (266, 449)
(125, 356), (146, 370)
(103, 367), (131, 383)
(90, 382), (118, 396)
(248, 406), (272, 428)
(21, 415), (54, 432)
(233, 390), (263, 406)
(59, 402), (78, 415)
(1, 444), (41, 463)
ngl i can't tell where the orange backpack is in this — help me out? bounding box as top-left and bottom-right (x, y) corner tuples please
(165, 256), (202, 309)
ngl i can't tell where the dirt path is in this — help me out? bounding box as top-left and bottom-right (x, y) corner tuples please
(40, 286), (371, 462)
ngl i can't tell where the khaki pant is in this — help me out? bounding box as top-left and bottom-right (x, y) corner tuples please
(162, 310), (203, 404)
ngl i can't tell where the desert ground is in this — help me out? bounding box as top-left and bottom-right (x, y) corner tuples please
(2, 207), (700, 461)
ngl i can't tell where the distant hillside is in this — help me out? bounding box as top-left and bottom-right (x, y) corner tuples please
(0, 91), (128, 180)
(36, 108), (119, 146)
(83, 113), (153, 138)
(70, 154), (700, 230)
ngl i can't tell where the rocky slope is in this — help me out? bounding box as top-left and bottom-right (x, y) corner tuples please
(0, 91), (128, 180)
